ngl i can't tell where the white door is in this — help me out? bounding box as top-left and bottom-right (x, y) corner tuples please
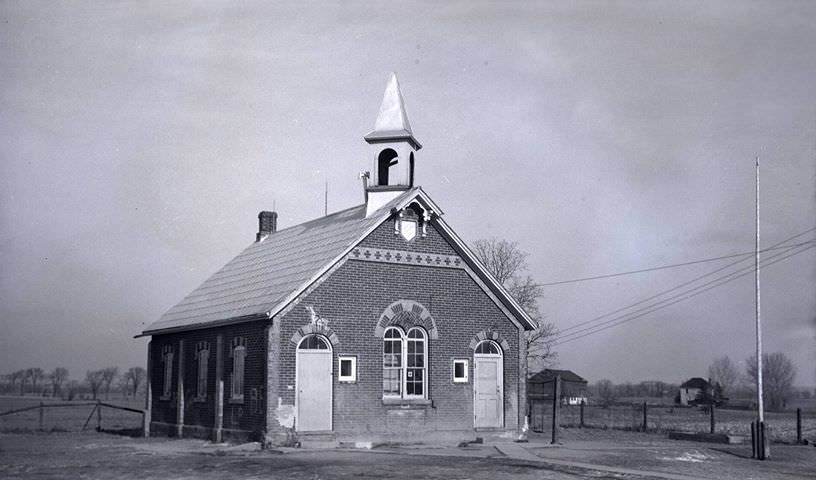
(296, 336), (332, 431)
(474, 341), (503, 428)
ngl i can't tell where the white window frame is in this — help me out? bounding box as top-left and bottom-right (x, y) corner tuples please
(453, 359), (469, 383)
(382, 326), (427, 399)
(231, 337), (246, 403)
(338, 355), (357, 383)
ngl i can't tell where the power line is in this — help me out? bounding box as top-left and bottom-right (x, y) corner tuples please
(554, 241), (812, 342)
(540, 238), (815, 286)
(556, 228), (816, 336)
(552, 243), (814, 346)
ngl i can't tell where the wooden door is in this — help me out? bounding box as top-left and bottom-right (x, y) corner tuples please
(296, 338), (332, 431)
(474, 355), (503, 428)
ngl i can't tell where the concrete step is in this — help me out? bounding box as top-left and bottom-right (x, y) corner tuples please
(297, 431), (338, 449)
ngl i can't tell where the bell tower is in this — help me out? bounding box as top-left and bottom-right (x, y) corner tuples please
(364, 73), (422, 216)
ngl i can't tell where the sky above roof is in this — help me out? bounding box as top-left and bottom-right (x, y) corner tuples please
(1, 1), (814, 386)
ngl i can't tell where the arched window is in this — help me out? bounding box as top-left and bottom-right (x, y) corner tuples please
(298, 334), (329, 350)
(383, 328), (402, 396)
(382, 327), (427, 399)
(377, 149), (398, 185)
(475, 340), (501, 355)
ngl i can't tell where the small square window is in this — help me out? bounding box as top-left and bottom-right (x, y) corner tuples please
(339, 356), (356, 382)
(453, 359), (468, 383)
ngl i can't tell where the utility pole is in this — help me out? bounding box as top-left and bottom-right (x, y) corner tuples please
(754, 158), (768, 459)
(324, 181), (328, 216)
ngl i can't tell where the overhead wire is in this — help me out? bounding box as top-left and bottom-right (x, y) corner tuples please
(555, 227), (815, 336)
(539, 240), (815, 287)
(551, 242), (814, 346)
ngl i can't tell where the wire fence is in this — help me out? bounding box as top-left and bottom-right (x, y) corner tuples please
(0, 397), (145, 434)
(530, 401), (815, 444)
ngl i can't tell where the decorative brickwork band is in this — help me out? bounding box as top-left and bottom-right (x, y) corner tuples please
(374, 299), (438, 339)
(290, 322), (340, 346)
(469, 329), (510, 352)
(349, 247), (463, 269)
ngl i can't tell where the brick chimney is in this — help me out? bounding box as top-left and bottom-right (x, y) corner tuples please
(256, 211), (277, 242)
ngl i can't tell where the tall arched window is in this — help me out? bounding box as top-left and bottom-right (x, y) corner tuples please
(383, 328), (402, 396)
(382, 326), (427, 399)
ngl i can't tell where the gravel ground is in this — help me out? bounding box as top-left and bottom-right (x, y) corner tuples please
(0, 432), (651, 480)
(526, 428), (816, 480)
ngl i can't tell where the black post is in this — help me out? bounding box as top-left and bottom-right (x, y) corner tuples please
(38, 402), (44, 431)
(642, 402), (647, 432)
(751, 421), (757, 459)
(710, 402), (715, 434)
(580, 400), (585, 428)
(759, 421), (767, 460)
(96, 399), (102, 432)
(796, 408), (802, 445)
(551, 375), (561, 444)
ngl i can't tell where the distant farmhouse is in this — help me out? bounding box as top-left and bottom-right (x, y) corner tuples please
(677, 377), (720, 406)
(138, 75), (537, 446)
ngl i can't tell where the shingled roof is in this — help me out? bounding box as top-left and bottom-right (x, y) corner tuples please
(141, 187), (537, 336)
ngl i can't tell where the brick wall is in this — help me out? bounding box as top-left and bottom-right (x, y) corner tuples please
(149, 320), (269, 439)
(271, 217), (523, 443)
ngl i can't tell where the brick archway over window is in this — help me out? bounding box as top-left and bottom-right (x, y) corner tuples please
(469, 329), (510, 352)
(374, 300), (439, 339)
(290, 323), (340, 346)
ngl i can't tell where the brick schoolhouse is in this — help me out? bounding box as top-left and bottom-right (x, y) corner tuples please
(139, 74), (537, 446)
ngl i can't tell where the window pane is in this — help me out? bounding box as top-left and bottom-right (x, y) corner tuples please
(383, 369), (401, 395)
(340, 359), (351, 377)
(454, 361), (465, 379)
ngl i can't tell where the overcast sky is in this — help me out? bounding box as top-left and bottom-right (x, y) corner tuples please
(2, 1), (814, 386)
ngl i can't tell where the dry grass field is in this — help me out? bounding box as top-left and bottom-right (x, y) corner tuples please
(531, 403), (816, 444)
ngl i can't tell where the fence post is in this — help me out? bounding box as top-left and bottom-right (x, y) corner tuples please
(642, 402), (647, 432)
(579, 400), (585, 428)
(796, 408), (802, 445)
(750, 421), (756, 458)
(710, 402), (715, 434)
(38, 402), (44, 431)
(96, 399), (102, 431)
(551, 375), (561, 444)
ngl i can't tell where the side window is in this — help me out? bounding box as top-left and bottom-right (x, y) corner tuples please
(161, 345), (174, 400)
(339, 356), (357, 382)
(195, 341), (210, 400)
(453, 359), (468, 383)
(231, 337), (246, 402)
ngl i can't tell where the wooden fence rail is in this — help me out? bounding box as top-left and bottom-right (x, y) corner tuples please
(0, 400), (146, 434)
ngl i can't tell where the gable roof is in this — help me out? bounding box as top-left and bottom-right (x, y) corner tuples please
(680, 377), (710, 389)
(140, 188), (536, 336)
(528, 369), (588, 385)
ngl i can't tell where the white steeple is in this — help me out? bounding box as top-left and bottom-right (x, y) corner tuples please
(364, 73), (422, 216)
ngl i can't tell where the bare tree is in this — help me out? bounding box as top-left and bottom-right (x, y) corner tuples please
(123, 367), (146, 397)
(594, 379), (616, 406)
(49, 368), (69, 398)
(100, 367), (119, 400)
(7, 370), (23, 395)
(708, 356), (738, 397)
(472, 237), (558, 374)
(86, 370), (105, 400)
(18, 369), (30, 396)
(746, 352), (797, 410)
(27, 368), (45, 395)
